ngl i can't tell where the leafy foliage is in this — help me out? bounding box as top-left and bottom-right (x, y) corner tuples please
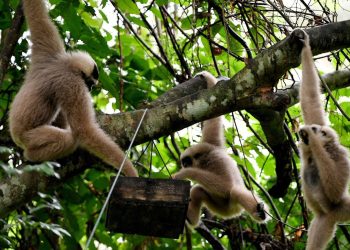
(0, 0), (350, 249)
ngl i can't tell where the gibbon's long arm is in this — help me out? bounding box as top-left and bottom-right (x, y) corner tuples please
(300, 32), (327, 126)
(197, 71), (225, 147)
(174, 168), (229, 196)
(202, 117), (224, 147)
(22, 0), (65, 60)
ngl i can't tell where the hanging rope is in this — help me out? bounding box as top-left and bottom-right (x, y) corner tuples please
(85, 108), (148, 250)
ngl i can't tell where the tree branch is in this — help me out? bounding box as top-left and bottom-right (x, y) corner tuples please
(1, 22), (350, 217)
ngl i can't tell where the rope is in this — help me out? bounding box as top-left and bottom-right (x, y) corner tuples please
(84, 108), (148, 250)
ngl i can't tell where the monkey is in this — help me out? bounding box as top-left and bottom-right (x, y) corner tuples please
(173, 71), (269, 227)
(8, 0), (138, 177)
(296, 29), (350, 250)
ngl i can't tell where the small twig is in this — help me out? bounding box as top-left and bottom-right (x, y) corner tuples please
(195, 222), (226, 250)
(116, 11), (124, 111)
(238, 164), (282, 223)
(185, 224), (193, 250)
(291, 157), (309, 230)
(339, 225), (350, 244)
(265, 0), (294, 28)
(132, 0), (179, 81)
(160, 6), (191, 78)
(170, 133), (182, 157)
(112, 2), (178, 80)
(238, 111), (273, 153)
(0, 3), (25, 85)
(162, 137), (179, 164)
(208, 0), (253, 59)
(319, 73), (350, 121)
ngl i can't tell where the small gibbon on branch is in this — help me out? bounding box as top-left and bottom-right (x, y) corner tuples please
(8, 0), (138, 177)
(295, 29), (350, 250)
(174, 71), (269, 227)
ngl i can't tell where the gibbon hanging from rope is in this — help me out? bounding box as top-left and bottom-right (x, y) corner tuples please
(9, 0), (138, 177)
(174, 71), (270, 227)
(296, 29), (350, 250)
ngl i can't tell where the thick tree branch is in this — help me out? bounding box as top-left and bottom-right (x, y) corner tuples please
(1, 22), (350, 217)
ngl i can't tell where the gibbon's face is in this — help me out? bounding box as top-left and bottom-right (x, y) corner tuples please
(69, 51), (99, 91)
(180, 143), (214, 169)
(299, 125), (338, 145)
(82, 63), (99, 91)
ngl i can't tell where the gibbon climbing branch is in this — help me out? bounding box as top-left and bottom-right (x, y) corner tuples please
(1, 21), (350, 217)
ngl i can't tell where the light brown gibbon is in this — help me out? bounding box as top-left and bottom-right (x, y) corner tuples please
(173, 71), (269, 227)
(296, 29), (350, 250)
(8, 0), (138, 177)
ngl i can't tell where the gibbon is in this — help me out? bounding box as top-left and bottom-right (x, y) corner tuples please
(8, 0), (138, 177)
(173, 71), (269, 226)
(297, 29), (350, 250)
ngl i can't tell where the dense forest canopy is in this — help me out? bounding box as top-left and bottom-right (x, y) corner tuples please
(0, 0), (350, 249)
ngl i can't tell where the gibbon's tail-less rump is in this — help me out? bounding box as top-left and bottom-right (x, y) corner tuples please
(8, 0), (138, 177)
(173, 71), (269, 227)
(296, 29), (350, 250)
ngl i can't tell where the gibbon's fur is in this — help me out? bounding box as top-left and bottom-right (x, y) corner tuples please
(8, 0), (138, 177)
(297, 29), (350, 250)
(173, 71), (269, 226)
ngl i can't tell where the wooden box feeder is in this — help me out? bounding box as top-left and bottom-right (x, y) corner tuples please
(106, 177), (191, 238)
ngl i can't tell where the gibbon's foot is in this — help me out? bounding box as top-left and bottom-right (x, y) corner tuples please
(256, 202), (266, 221)
(299, 128), (309, 145)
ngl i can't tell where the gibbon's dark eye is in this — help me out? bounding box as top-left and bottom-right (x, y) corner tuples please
(92, 64), (99, 80)
(321, 131), (327, 136)
(194, 153), (202, 159)
(181, 156), (192, 168)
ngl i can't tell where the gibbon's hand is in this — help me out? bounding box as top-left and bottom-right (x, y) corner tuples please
(292, 28), (309, 47)
(172, 171), (185, 180)
(299, 126), (310, 145)
(299, 125), (323, 147)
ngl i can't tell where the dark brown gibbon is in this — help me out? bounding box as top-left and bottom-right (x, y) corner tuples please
(296, 29), (350, 250)
(173, 71), (269, 227)
(8, 0), (138, 177)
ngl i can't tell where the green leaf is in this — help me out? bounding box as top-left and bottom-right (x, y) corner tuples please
(0, 236), (11, 248)
(23, 162), (61, 179)
(49, 0), (63, 5)
(156, 0), (168, 6)
(0, 146), (11, 154)
(81, 12), (103, 29)
(117, 0), (139, 14)
(39, 222), (71, 237)
(62, 4), (82, 39)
